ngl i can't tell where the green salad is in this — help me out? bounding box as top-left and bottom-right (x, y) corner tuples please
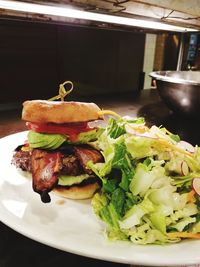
(88, 115), (200, 244)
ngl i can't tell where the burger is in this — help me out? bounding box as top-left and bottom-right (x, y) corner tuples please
(12, 100), (104, 203)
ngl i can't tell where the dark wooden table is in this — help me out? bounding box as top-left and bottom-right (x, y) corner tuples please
(0, 89), (199, 267)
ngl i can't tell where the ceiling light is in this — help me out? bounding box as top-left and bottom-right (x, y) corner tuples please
(0, 0), (198, 32)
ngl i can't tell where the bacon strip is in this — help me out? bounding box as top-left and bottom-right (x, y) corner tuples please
(31, 149), (62, 203)
(74, 146), (103, 174)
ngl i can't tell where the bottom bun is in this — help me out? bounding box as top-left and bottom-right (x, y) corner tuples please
(53, 182), (100, 200)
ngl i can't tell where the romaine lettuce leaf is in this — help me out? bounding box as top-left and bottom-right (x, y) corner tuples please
(119, 198), (155, 229)
(92, 192), (120, 229)
(125, 135), (156, 159)
(92, 192), (109, 218)
(130, 162), (167, 196)
(107, 117), (126, 139)
(149, 211), (166, 234)
(111, 188), (125, 218)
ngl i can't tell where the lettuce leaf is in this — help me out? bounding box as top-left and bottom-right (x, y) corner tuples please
(111, 188), (125, 218)
(125, 135), (156, 159)
(107, 117), (126, 139)
(149, 211), (166, 234)
(119, 198), (155, 229)
(92, 192), (120, 229)
(130, 161), (167, 196)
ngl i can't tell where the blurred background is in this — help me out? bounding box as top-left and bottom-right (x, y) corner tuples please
(0, 0), (200, 107)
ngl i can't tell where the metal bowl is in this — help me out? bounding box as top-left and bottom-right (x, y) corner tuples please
(149, 71), (200, 117)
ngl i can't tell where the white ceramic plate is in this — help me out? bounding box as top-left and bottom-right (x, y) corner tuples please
(0, 131), (200, 266)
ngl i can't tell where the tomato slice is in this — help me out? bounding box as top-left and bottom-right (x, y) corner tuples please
(26, 122), (92, 142)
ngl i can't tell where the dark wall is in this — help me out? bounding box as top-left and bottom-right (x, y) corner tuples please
(0, 20), (145, 103)
(163, 34), (180, 70)
(0, 21), (59, 102)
